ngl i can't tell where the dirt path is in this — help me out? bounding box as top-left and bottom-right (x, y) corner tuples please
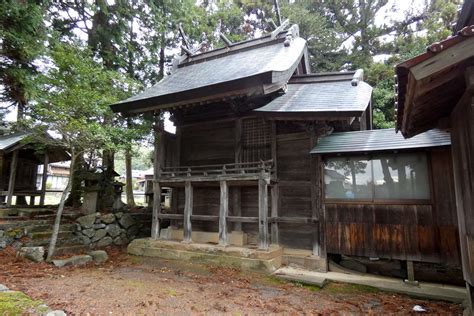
(0, 247), (463, 314)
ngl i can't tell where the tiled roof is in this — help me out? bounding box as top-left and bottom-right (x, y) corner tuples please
(255, 72), (372, 115)
(0, 131), (30, 151)
(111, 36), (307, 114)
(311, 128), (451, 154)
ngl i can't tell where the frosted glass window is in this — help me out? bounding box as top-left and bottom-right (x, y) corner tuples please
(324, 157), (372, 200)
(372, 153), (430, 200)
(324, 153), (430, 201)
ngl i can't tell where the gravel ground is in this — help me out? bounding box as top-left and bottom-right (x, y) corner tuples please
(0, 246), (464, 314)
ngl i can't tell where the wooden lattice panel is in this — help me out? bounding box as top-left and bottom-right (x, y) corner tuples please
(242, 118), (271, 163)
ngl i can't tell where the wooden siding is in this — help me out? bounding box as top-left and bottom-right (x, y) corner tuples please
(325, 148), (460, 265)
(450, 91), (474, 284)
(276, 129), (314, 249)
(180, 121), (235, 166)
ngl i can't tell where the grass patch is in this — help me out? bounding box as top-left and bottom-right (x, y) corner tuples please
(264, 275), (289, 286)
(323, 282), (380, 295)
(128, 255), (143, 264)
(290, 281), (322, 292)
(0, 291), (48, 315)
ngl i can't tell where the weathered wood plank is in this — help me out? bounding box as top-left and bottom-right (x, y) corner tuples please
(227, 216), (259, 223)
(6, 150), (19, 207)
(271, 185), (279, 245)
(39, 152), (49, 206)
(450, 69), (474, 284)
(151, 117), (164, 239)
(191, 214), (219, 221)
(158, 214), (183, 220)
(258, 177), (269, 250)
(219, 180), (229, 246)
(269, 216), (318, 224)
(232, 188), (242, 231)
(183, 181), (193, 242)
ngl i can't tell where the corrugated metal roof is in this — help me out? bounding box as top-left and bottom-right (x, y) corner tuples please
(311, 128), (451, 154)
(111, 37), (306, 113)
(254, 75), (372, 115)
(0, 131), (30, 151)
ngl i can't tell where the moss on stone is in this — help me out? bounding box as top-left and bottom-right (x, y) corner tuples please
(323, 282), (380, 294)
(4, 228), (23, 238)
(0, 291), (48, 315)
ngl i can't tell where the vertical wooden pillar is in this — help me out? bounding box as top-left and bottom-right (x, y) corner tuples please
(270, 185), (279, 245)
(219, 180), (229, 246)
(270, 121), (279, 245)
(151, 115), (164, 239)
(39, 153), (49, 206)
(183, 181), (193, 243)
(233, 118), (243, 231)
(311, 140), (327, 267)
(258, 177), (269, 250)
(232, 188), (242, 231)
(6, 150), (19, 207)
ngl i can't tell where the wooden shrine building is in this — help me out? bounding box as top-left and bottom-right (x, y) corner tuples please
(395, 0), (474, 309)
(0, 131), (69, 207)
(111, 22), (461, 277)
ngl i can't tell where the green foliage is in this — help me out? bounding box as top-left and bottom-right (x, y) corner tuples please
(0, 0), (46, 119)
(28, 41), (141, 158)
(365, 63), (395, 129)
(0, 291), (48, 315)
(281, 1), (344, 72)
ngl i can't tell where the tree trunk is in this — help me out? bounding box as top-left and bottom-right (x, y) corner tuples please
(46, 152), (76, 262)
(65, 154), (84, 207)
(125, 147), (135, 207)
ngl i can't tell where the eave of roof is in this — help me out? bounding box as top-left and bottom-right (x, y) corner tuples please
(0, 131), (30, 151)
(111, 35), (307, 114)
(311, 128), (451, 154)
(254, 72), (372, 118)
(395, 25), (474, 137)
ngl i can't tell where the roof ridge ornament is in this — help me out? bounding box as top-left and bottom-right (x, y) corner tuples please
(284, 24), (299, 47)
(351, 69), (364, 86)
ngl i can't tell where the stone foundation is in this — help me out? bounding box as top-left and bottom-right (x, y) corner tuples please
(75, 212), (141, 248)
(160, 227), (247, 246)
(128, 238), (283, 273)
(282, 248), (328, 272)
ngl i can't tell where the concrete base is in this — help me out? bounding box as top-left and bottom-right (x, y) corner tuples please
(274, 266), (467, 303)
(128, 238), (283, 273)
(282, 248), (327, 272)
(160, 228), (247, 246)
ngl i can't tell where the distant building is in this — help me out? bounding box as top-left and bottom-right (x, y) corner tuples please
(36, 161), (70, 190)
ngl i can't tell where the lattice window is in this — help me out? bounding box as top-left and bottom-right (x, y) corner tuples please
(242, 118), (271, 163)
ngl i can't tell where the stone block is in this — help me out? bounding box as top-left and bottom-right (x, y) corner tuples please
(81, 191), (98, 214)
(91, 229), (106, 242)
(82, 228), (95, 238)
(105, 224), (121, 238)
(76, 214), (96, 229)
(17, 247), (45, 262)
(53, 255), (92, 267)
(127, 225), (139, 237)
(119, 214), (135, 229)
(100, 213), (116, 224)
(89, 250), (108, 263)
(96, 236), (113, 247)
(113, 236), (128, 246)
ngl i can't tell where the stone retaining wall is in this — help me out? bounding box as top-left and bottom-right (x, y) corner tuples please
(75, 212), (141, 248)
(0, 227), (28, 249)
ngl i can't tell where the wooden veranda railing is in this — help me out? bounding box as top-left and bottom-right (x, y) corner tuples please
(158, 160), (274, 182)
